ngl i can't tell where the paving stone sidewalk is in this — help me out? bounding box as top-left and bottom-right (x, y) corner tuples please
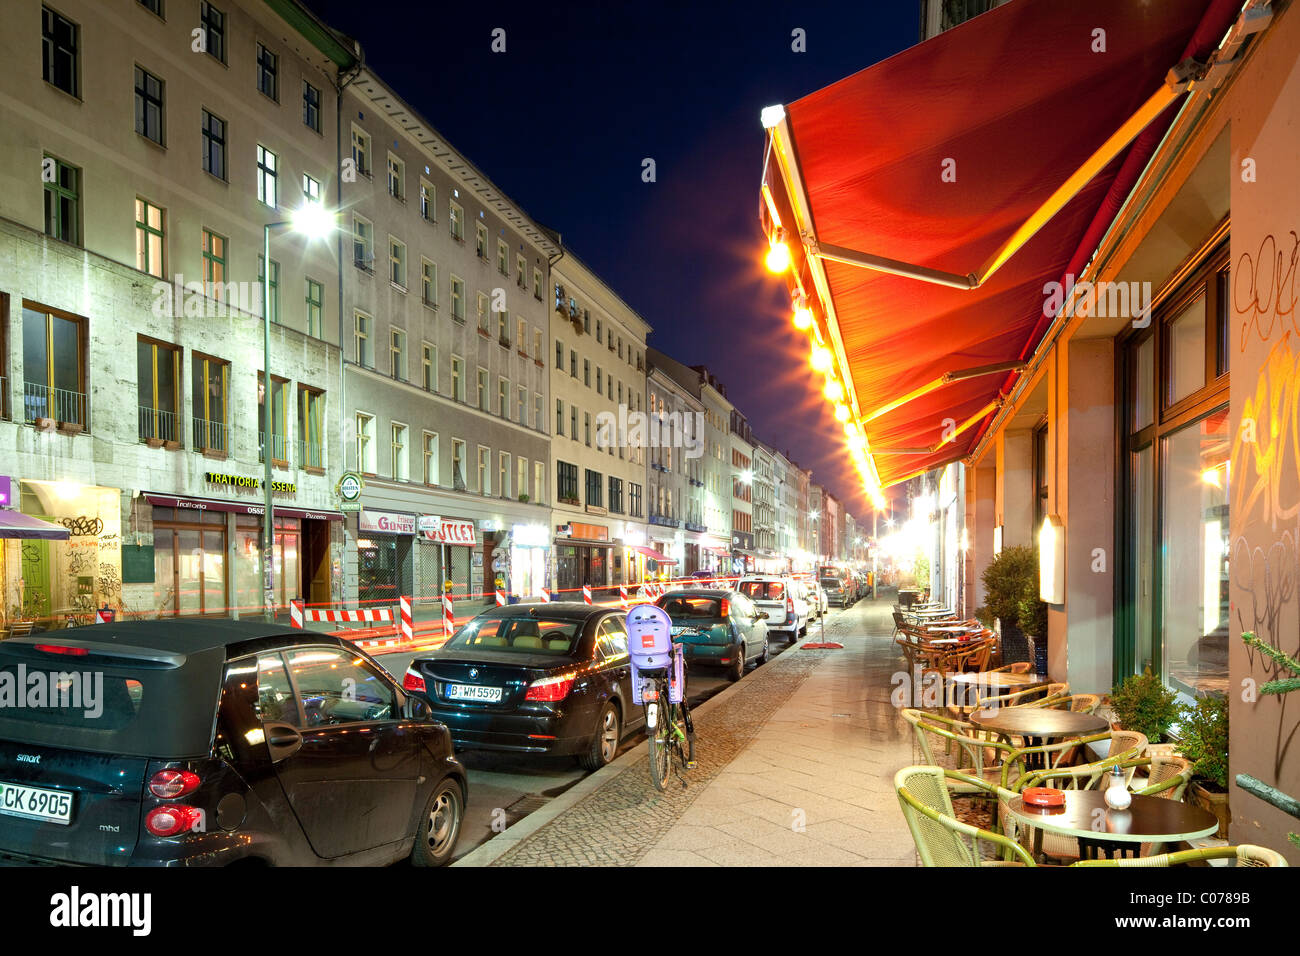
(490, 598), (920, 867)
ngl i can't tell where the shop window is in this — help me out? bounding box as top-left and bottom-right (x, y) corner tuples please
(192, 353), (229, 454)
(22, 303), (86, 429)
(258, 373), (289, 465)
(137, 337), (180, 444)
(155, 509), (226, 616)
(298, 386), (324, 469)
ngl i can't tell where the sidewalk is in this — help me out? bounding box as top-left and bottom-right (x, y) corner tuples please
(459, 598), (920, 867)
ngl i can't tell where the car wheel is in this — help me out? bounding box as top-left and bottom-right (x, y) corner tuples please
(410, 777), (464, 867)
(756, 637), (769, 665)
(728, 647), (745, 682)
(579, 701), (621, 771)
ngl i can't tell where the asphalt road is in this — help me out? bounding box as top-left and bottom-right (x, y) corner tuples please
(373, 607), (849, 861)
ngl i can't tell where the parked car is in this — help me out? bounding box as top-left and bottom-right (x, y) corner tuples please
(737, 575), (808, 640)
(0, 620), (466, 867)
(821, 575), (849, 608)
(405, 603), (645, 771)
(656, 589), (768, 681)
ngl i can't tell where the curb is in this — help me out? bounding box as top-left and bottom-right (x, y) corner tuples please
(452, 632), (812, 867)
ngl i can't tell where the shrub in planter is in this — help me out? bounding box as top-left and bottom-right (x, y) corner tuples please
(1018, 593), (1049, 676)
(975, 545), (1037, 663)
(1110, 667), (1180, 743)
(1179, 694), (1230, 838)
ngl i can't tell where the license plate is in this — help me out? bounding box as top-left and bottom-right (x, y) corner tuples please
(0, 781), (74, 825)
(446, 683), (503, 703)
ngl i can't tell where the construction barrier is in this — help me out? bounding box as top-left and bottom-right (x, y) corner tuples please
(442, 593), (455, 637)
(399, 595), (413, 642)
(583, 584), (593, 605)
(541, 587), (551, 602)
(619, 583), (629, 608)
(290, 600), (396, 628)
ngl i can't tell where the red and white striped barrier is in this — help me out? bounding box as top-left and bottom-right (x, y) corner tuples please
(290, 600), (394, 628)
(541, 587), (551, 603)
(619, 583), (629, 608)
(94, 607), (115, 624)
(442, 593), (455, 637)
(399, 595), (413, 642)
(583, 584), (593, 605)
(495, 589), (506, 607)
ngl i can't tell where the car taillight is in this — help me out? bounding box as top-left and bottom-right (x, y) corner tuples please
(33, 644), (88, 656)
(786, 595), (794, 612)
(403, 667), (426, 693)
(145, 804), (203, 837)
(149, 769), (201, 799)
(524, 673), (575, 702)
(720, 598), (730, 618)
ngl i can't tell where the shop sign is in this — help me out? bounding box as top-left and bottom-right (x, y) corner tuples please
(512, 523), (550, 548)
(337, 472), (364, 502)
(360, 510), (417, 535)
(422, 517), (477, 545)
(205, 471), (296, 494)
(569, 522), (609, 541)
(418, 514), (441, 532)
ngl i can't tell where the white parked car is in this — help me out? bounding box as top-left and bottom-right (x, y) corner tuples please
(737, 575), (809, 640)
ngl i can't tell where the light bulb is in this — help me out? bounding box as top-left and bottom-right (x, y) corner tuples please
(765, 238), (791, 273)
(810, 346), (832, 372)
(834, 404), (850, 422)
(823, 379), (844, 402)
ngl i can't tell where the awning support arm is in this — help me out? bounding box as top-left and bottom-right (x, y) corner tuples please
(862, 361), (1023, 424)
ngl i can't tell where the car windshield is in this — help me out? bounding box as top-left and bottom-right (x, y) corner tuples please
(447, 615), (582, 654)
(739, 580), (784, 600)
(658, 596), (723, 620)
(820, 578), (841, 589)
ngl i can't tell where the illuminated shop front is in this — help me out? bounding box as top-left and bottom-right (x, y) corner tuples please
(509, 522), (550, 599)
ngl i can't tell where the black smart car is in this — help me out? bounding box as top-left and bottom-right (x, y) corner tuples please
(404, 603), (645, 770)
(0, 620), (466, 866)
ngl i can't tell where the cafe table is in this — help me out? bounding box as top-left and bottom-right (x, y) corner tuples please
(925, 624), (982, 633)
(968, 707), (1108, 769)
(945, 671), (1042, 714)
(1004, 790), (1220, 861)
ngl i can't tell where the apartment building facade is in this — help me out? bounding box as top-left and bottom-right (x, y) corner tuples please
(549, 250), (650, 597)
(751, 440), (778, 571)
(646, 355), (704, 573)
(0, 0), (346, 625)
(729, 409), (755, 572)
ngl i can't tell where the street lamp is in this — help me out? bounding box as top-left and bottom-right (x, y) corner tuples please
(261, 202), (335, 621)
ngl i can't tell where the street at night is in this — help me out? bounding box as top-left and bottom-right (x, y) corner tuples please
(0, 0), (1298, 934)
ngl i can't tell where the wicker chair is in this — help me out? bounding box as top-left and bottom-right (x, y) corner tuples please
(1072, 844), (1289, 867)
(1131, 755), (1193, 856)
(1025, 693), (1101, 714)
(895, 766), (1035, 866)
(977, 681), (1069, 711)
(989, 662), (1033, 675)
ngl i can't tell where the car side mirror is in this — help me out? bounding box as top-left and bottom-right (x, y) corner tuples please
(403, 694), (433, 719)
(758, 611), (769, 620)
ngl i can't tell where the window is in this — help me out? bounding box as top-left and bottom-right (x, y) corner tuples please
(389, 236), (406, 287)
(516, 384), (526, 422)
(134, 198), (165, 278)
(517, 254), (527, 288)
(498, 377), (508, 417)
(258, 373), (288, 464)
(201, 110), (226, 180)
(42, 6), (79, 97)
(583, 309), (591, 334)
(305, 279), (323, 338)
(585, 469), (603, 507)
(283, 647), (395, 727)
(351, 126), (371, 177)
(42, 155), (79, 244)
(596, 319), (602, 343)
(452, 439), (467, 490)
(609, 477), (624, 514)
(354, 311), (373, 367)
(449, 200), (464, 240)
(534, 393), (542, 430)
(134, 66), (165, 145)
(517, 457), (528, 498)
(533, 268), (543, 301)
(352, 215), (373, 269)
(584, 412), (591, 446)
(556, 399), (564, 435)
(387, 153), (404, 200)
(596, 368), (602, 395)
(570, 406), (577, 440)
(450, 276), (465, 321)
(476, 222), (488, 259)
(629, 483), (643, 518)
(518, 318), (527, 351)
(356, 413), (376, 473)
(451, 356), (464, 401)
(302, 173), (321, 204)
(477, 367), (489, 411)
(257, 256), (280, 324)
(584, 359), (590, 387)
(255, 43), (278, 101)
(557, 461), (579, 503)
(303, 81), (321, 132)
(570, 350), (577, 378)
(1033, 422), (1049, 530)
(199, 2), (225, 63)
(391, 423), (408, 480)
(423, 431), (439, 485)
(534, 461), (545, 503)
(390, 328), (406, 380)
(556, 338), (564, 369)
(499, 452), (511, 498)
(420, 180), (435, 221)
(535, 328), (543, 359)
(22, 305), (86, 428)
(421, 259), (437, 307)
(477, 293), (488, 331)
(497, 240), (508, 275)
(298, 386), (324, 469)
(256, 145), (277, 207)
(477, 446), (490, 495)
(422, 342), (437, 391)
(136, 338), (180, 443)
(191, 354), (229, 453)
(201, 228), (226, 300)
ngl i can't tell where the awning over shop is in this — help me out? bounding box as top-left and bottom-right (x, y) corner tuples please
(760, 0), (1240, 489)
(0, 510), (70, 540)
(144, 493), (343, 522)
(633, 545), (677, 564)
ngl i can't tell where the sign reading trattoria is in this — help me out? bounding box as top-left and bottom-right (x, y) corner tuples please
(205, 472), (296, 494)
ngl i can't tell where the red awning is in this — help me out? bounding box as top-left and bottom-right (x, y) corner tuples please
(0, 510), (70, 540)
(633, 545), (677, 564)
(762, 0), (1238, 487)
(144, 493), (343, 522)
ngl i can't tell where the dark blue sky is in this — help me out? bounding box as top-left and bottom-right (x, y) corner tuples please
(304, 0), (918, 517)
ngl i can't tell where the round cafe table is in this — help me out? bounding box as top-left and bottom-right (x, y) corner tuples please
(948, 671), (1040, 689)
(969, 707), (1108, 770)
(1004, 790), (1220, 861)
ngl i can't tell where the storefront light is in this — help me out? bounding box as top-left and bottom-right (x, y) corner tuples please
(765, 231), (792, 273)
(810, 345), (833, 373)
(823, 378), (844, 402)
(1038, 514), (1065, 605)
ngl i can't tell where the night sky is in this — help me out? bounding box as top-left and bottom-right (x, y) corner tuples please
(302, 0), (918, 519)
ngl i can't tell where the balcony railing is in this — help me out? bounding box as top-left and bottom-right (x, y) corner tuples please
(259, 431), (289, 464)
(649, 513), (680, 528)
(193, 417), (230, 455)
(24, 382), (88, 430)
(298, 439), (323, 469)
(685, 521), (708, 533)
(138, 406), (180, 444)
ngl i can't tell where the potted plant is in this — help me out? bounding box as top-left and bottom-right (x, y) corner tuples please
(1178, 693), (1230, 839)
(975, 545), (1037, 665)
(1109, 667), (1180, 743)
(1018, 591), (1049, 676)
(517, 493), (529, 503)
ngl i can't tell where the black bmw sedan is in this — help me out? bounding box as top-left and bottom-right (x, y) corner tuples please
(404, 603), (645, 770)
(0, 621), (467, 867)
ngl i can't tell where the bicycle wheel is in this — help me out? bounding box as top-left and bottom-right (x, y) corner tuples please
(647, 689), (671, 791)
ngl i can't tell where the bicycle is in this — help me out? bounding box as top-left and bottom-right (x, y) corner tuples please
(640, 644), (696, 791)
